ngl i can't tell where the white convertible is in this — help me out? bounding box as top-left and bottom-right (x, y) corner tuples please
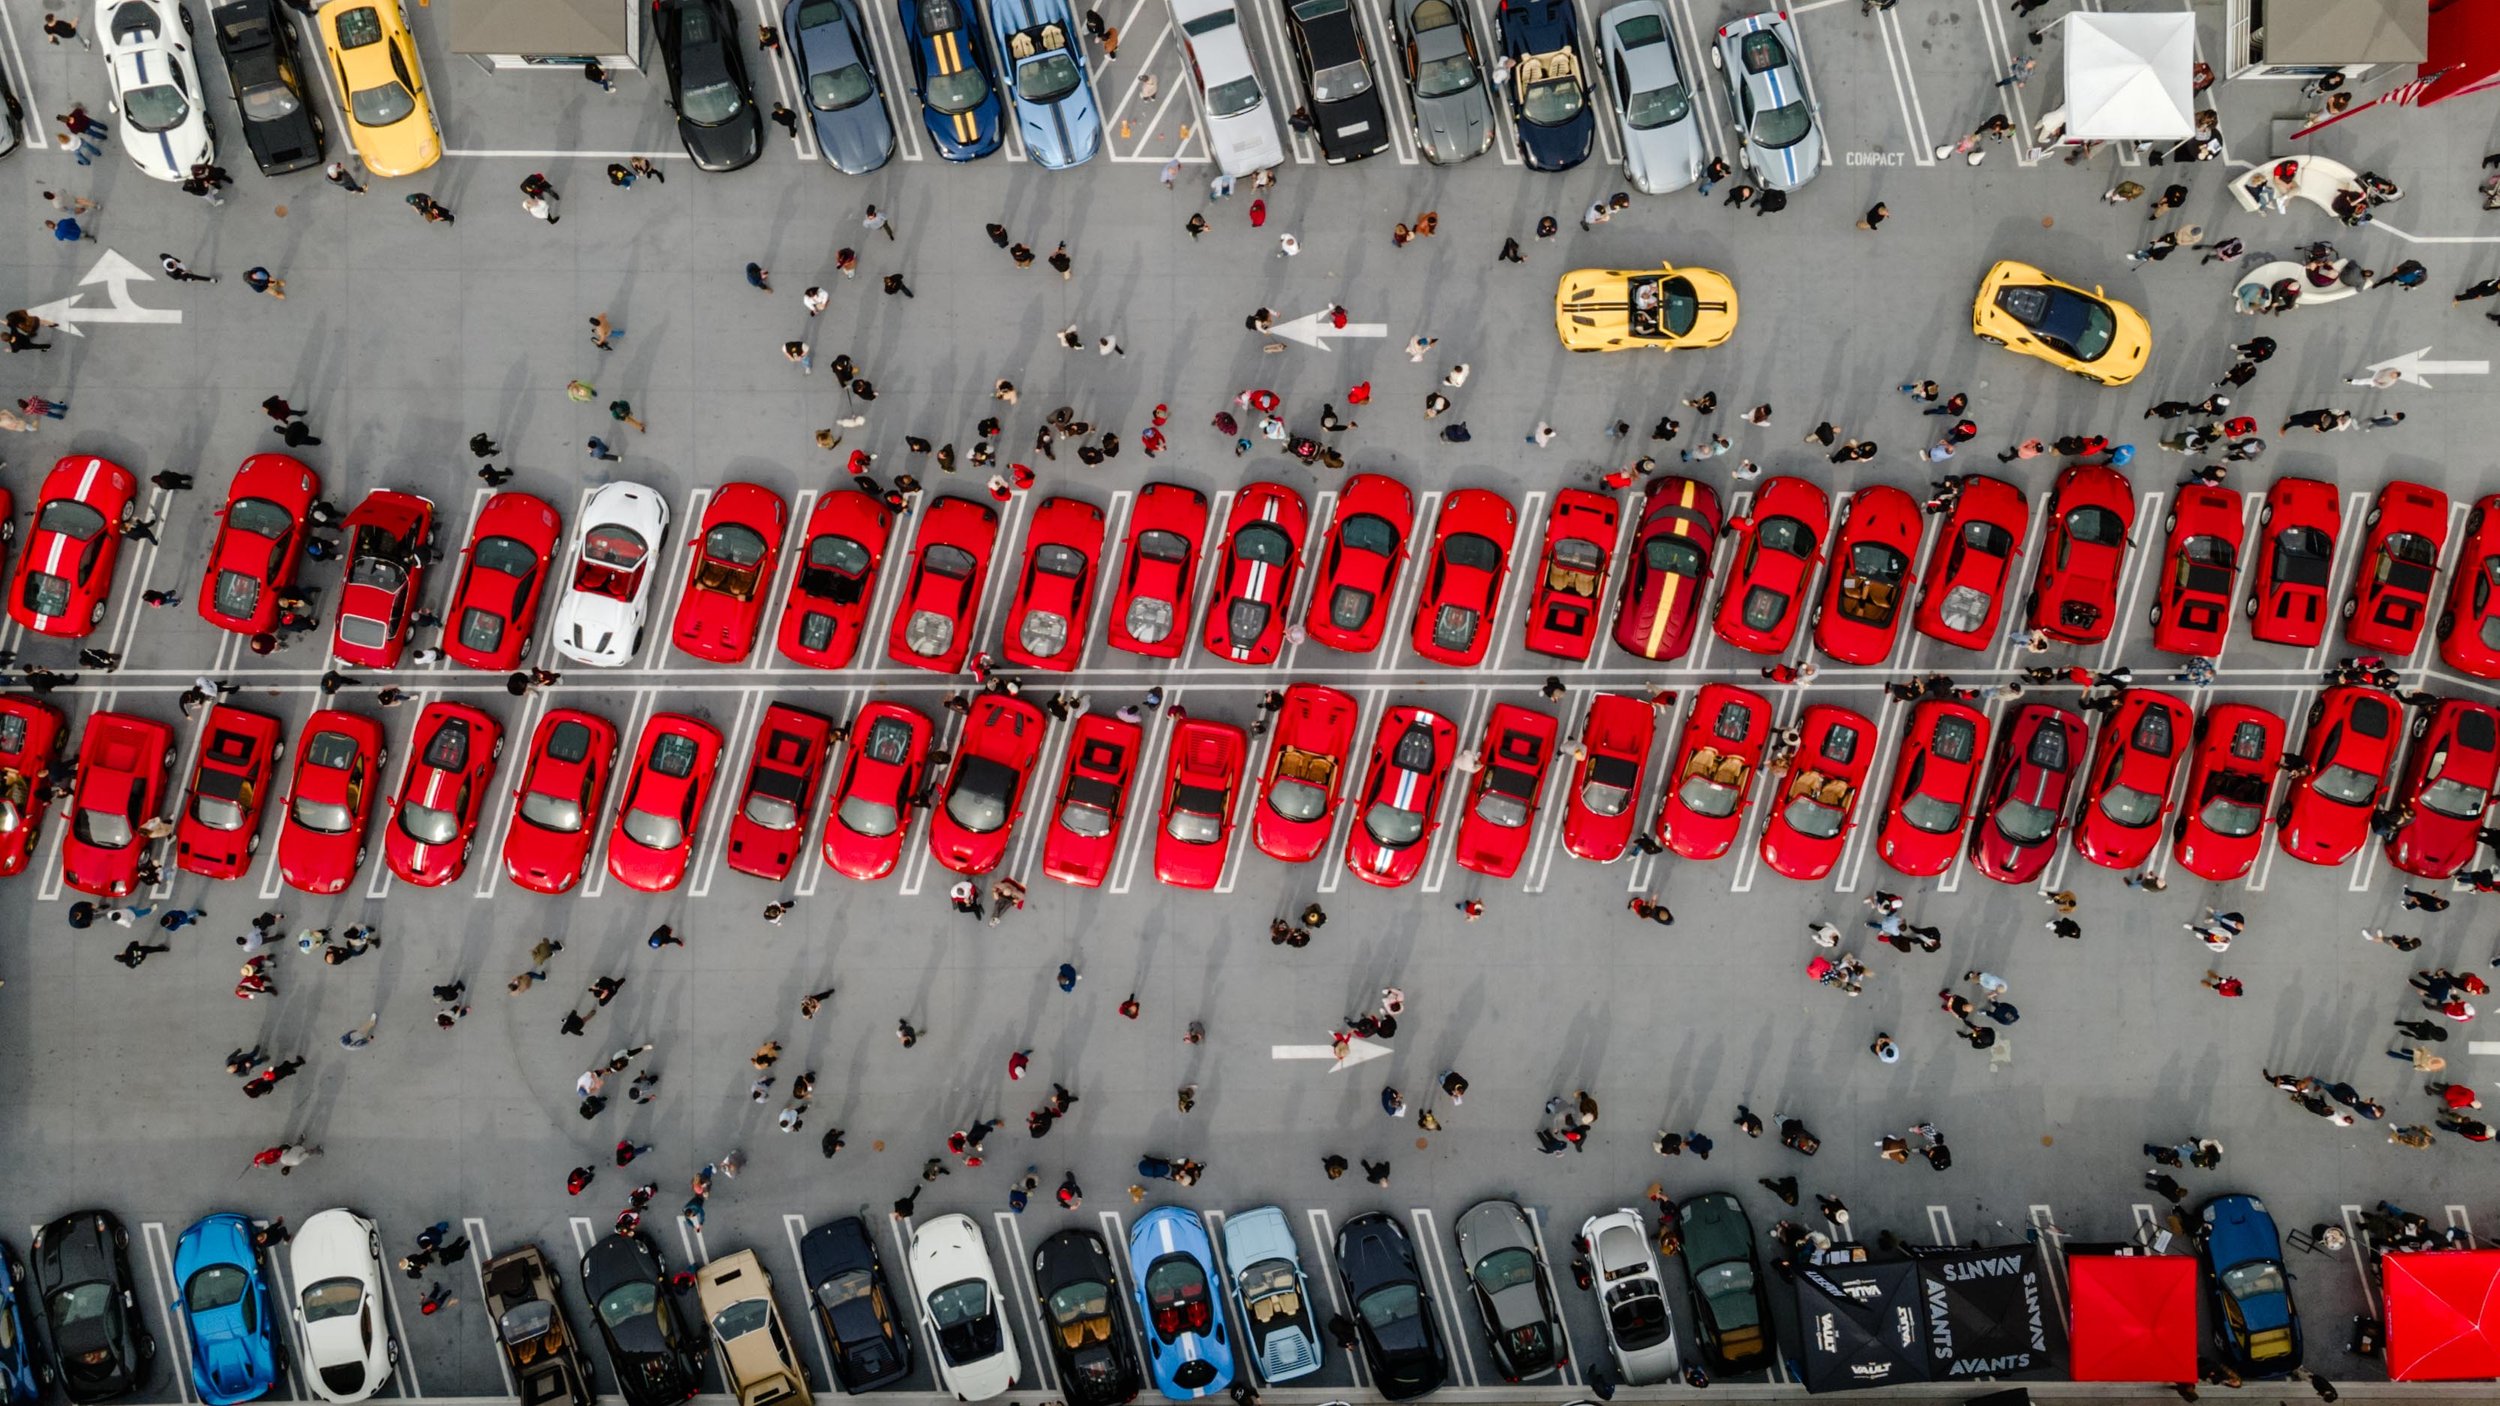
(555, 481), (672, 666)
(290, 1209), (395, 1403)
(909, 1213), (1020, 1401)
(98, 0), (217, 180)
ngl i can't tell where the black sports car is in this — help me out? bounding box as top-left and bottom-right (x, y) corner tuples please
(211, 0), (326, 174)
(1031, 1230), (1140, 1406)
(581, 1232), (707, 1406)
(31, 1212), (153, 1404)
(1332, 1214), (1447, 1400)
(653, 0), (764, 171)
(1284, 0), (1388, 162)
(798, 1216), (915, 1392)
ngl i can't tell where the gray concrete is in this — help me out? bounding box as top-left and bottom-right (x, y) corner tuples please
(1, 0), (2497, 1397)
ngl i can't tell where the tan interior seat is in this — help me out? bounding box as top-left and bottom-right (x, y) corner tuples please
(1712, 755), (1747, 786)
(1685, 746), (1722, 779)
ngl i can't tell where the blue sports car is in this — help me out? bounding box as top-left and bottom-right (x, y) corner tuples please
(899, 0), (1003, 159)
(173, 1215), (280, 1406)
(785, 0), (896, 173)
(988, 0), (1102, 168)
(1494, 0), (1592, 170)
(0, 1239), (48, 1405)
(2195, 1195), (2303, 1379)
(1126, 1207), (1233, 1399)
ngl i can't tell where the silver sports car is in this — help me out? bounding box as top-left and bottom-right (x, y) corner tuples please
(1600, 0), (1704, 193)
(1394, 0), (1493, 164)
(1710, 8), (1820, 191)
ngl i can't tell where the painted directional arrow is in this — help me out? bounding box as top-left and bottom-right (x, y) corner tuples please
(25, 249), (184, 337)
(1268, 307), (1388, 351)
(2364, 346), (2490, 389)
(1271, 1037), (1392, 1070)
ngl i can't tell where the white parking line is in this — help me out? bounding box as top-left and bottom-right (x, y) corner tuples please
(0, 7), (43, 150)
(792, 686), (865, 899)
(462, 1219), (519, 1397)
(779, 1215), (838, 1391)
(1315, 687), (1388, 894)
(1483, 491), (1546, 674)
(2337, 1206), (2382, 1316)
(893, 709), (963, 897)
(139, 1222), (197, 1404)
(688, 688), (766, 897)
(750, 0), (822, 162)
(1458, 0), (1524, 165)
(1418, 685), (1491, 894)
(1349, 0), (1421, 165)
(1378, 490), (1444, 672)
(2025, 1206), (2067, 1324)
(1302, 1209), (1368, 1388)
(1867, 4), (1935, 164)
(1518, 1207), (1582, 1386)
(2303, 492), (2373, 673)
(1404, 1209), (1478, 1387)
(2096, 490), (2165, 672)
(1079, 489), (1138, 672)
(579, 688), (660, 901)
(259, 1225), (317, 1401)
(1244, 0), (1319, 165)
(1663, 0), (1725, 161)
(1726, 684), (1806, 892)
(1830, 696), (1903, 893)
(1518, 692), (1590, 894)
(1108, 696), (1182, 893)
(989, 1212), (1059, 1392)
(1565, 0), (1623, 166)
(855, 0), (928, 160)
(647, 488), (714, 668)
(1280, 488), (1337, 675)
(757, 489), (821, 673)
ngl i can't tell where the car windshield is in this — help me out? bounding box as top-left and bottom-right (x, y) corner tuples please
(583, 524), (648, 570)
(229, 496), (295, 541)
(1313, 57), (1372, 101)
(926, 58), (991, 113)
(239, 78), (302, 121)
(1994, 797), (2057, 845)
(1520, 70), (1583, 125)
(2420, 766), (2488, 820)
(499, 1299), (556, 1346)
(2199, 791), (2262, 838)
(2098, 785), (2161, 828)
(521, 780), (584, 833)
(2009, 284), (2116, 361)
(349, 74), (413, 127)
(399, 798), (460, 845)
(1782, 792), (1844, 839)
(185, 1264), (249, 1314)
(1145, 1254), (1213, 1339)
(596, 1280), (657, 1329)
(191, 773), (252, 832)
(1474, 784), (1528, 828)
(808, 53), (877, 110)
(36, 499), (105, 543)
(122, 76), (193, 131)
(1016, 47), (1083, 103)
(2222, 1260), (2287, 1301)
(946, 757), (1017, 833)
(1357, 1282), (1421, 1330)
(1644, 537), (1704, 576)
(1474, 1246), (1538, 1292)
(1044, 1277), (1109, 1327)
(2314, 764), (2378, 805)
(1410, 2), (1479, 98)
(1268, 776), (1329, 822)
(300, 1278), (363, 1324)
(924, 1280), (1000, 1364)
(1582, 755), (1636, 817)
(838, 791), (901, 837)
(2065, 503), (2125, 547)
(712, 1299), (771, 1340)
(1364, 800), (1424, 846)
(1167, 784), (1228, 843)
(743, 786), (800, 831)
(1749, 95), (1809, 148)
(1204, 72), (1261, 117)
(1058, 777), (1119, 836)
(804, 533), (871, 592)
(1677, 769), (1743, 818)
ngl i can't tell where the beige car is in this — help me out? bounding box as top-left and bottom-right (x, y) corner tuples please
(695, 1250), (814, 1406)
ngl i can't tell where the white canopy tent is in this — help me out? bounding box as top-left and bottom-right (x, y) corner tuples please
(2062, 11), (2198, 141)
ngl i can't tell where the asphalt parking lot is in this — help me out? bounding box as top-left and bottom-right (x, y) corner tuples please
(6, 0), (2500, 1397)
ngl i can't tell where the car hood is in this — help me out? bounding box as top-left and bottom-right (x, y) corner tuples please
(683, 106), (763, 169)
(196, 1329), (274, 1403)
(816, 103), (896, 173)
(1416, 88), (1490, 163)
(1623, 111), (1703, 193)
(556, 590), (639, 663)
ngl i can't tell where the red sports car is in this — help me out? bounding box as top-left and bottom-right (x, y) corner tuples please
(2386, 698), (2500, 879)
(1411, 489), (1517, 667)
(2025, 464), (2136, 646)
(332, 490), (437, 668)
(61, 710), (175, 898)
(2247, 476), (2338, 648)
(1521, 489), (1620, 661)
(1876, 699), (1990, 878)
(1653, 683), (1771, 860)
(1915, 474), (2029, 651)
(385, 702), (504, 887)
(671, 483), (788, 663)
(1969, 702), (2087, 884)
(821, 702), (933, 881)
(1041, 712), (1144, 888)
(500, 707), (619, 895)
(1105, 482), (1208, 658)
(174, 704), (286, 880)
(606, 712), (725, 892)
(1303, 472), (1414, 654)
(2171, 703), (2283, 883)
(1453, 703), (1556, 879)
(9, 455), (137, 638)
(197, 454), (320, 637)
(1812, 485), (1920, 666)
(1562, 693), (1654, 863)
(1001, 495), (1106, 672)
(726, 703), (833, 881)
(1712, 475), (1828, 656)
(2069, 689), (2193, 871)
(776, 490), (894, 670)
(1153, 717), (1249, 889)
(2436, 495), (2500, 679)
(2344, 480), (2450, 655)
(1343, 705), (1458, 888)
(887, 495), (999, 673)
(1251, 683), (1360, 863)
(1201, 483), (1309, 666)
(276, 709), (387, 895)
(443, 492), (563, 672)
(1612, 476), (1722, 662)
(1758, 703), (1874, 881)
(2149, 484), (2244, 658)
(929, 693), (1048, 875)
(2277, 685), (2400, 867)
(0, 697), (66, 878)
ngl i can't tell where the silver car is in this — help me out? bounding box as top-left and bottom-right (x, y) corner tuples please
(1393, 0), (1493, 164)
(1600, 0), (1703, 193)
(1579, 1210), (1679, 1384)
(1709, 8), (1820, 191)
(1454, 1200), (1564, 1382)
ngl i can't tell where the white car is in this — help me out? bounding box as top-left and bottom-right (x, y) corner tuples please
(98, 0), (217, 181)
(1577, 1210), (1678, 1384)
(290, 1209), (395, 1403)
(554, 481), (672, 666)
(1166, 0), (1285, 176)
(908, 1213), (1020, 1401)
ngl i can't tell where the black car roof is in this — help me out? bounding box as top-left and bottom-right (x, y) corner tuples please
(1293, 0), (1362, 67)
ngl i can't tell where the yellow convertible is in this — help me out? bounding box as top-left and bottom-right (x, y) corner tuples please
(1971, 260), (2152, 386)
(1555, 264), (1738, 352)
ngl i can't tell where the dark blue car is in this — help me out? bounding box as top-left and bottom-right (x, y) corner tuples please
(1494, 0), (1593, 170)
(2194, 1195), (2303, 1379)
(898, 0), (1004, 159)
(0, 1240), (47, 1405)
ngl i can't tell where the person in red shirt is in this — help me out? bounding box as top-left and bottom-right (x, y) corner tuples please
(2202, 970), (2244, 997)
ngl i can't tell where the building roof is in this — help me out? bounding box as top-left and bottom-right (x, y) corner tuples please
(2266, 0), (2428, 64)
(450, 0), (635, 55)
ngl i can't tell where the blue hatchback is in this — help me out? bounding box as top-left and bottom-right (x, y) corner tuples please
(0, 1240), (47, 1406)
(1126, 1207), (1234, 1399)
(988, 0), (1103, 167)
(2194, 1195), (2304, 1379)
(172, 1215), (281, 1406)
(898, 0), (1004, 159)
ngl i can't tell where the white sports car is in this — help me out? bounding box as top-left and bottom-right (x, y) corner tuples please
(554, 481), (672, 666)
(98, 0), (217, 181)
(908, 1213), (1020, 1401)
(290, 1209), (395, 1403)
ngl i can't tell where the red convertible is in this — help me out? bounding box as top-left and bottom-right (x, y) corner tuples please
(0, 697), (66, 878)
(1811, 485), (1920, 666)
(198, 454), (320, 636)
(1303, 472), (1413, 654)
(1758, 703), (1874, 881)
(1652, 683), (1770, 861)
(777, 490), (893, 670)
(672, 483), (788, 663)
(1521, 489), (1619, 661)
(1251, 683), (1360, 863)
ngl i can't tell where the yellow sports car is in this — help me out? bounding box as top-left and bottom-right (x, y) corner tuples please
(1971, 260), (2152, 386)
(318, 0), (441, 177)
(1554, 264), (1738, 352)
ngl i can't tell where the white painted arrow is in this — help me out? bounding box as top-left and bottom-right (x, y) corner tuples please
(1271, 1037), (1392, 1070)
(2364, 346), (2490, 389)
(25, 249), (184, 337)
(1268, 308), (1389, 351)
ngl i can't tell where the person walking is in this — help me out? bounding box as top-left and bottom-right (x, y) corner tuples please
(243, 267), (285, 299)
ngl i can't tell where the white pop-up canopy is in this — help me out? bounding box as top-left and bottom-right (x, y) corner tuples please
(2062, 10), (2198, 141)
